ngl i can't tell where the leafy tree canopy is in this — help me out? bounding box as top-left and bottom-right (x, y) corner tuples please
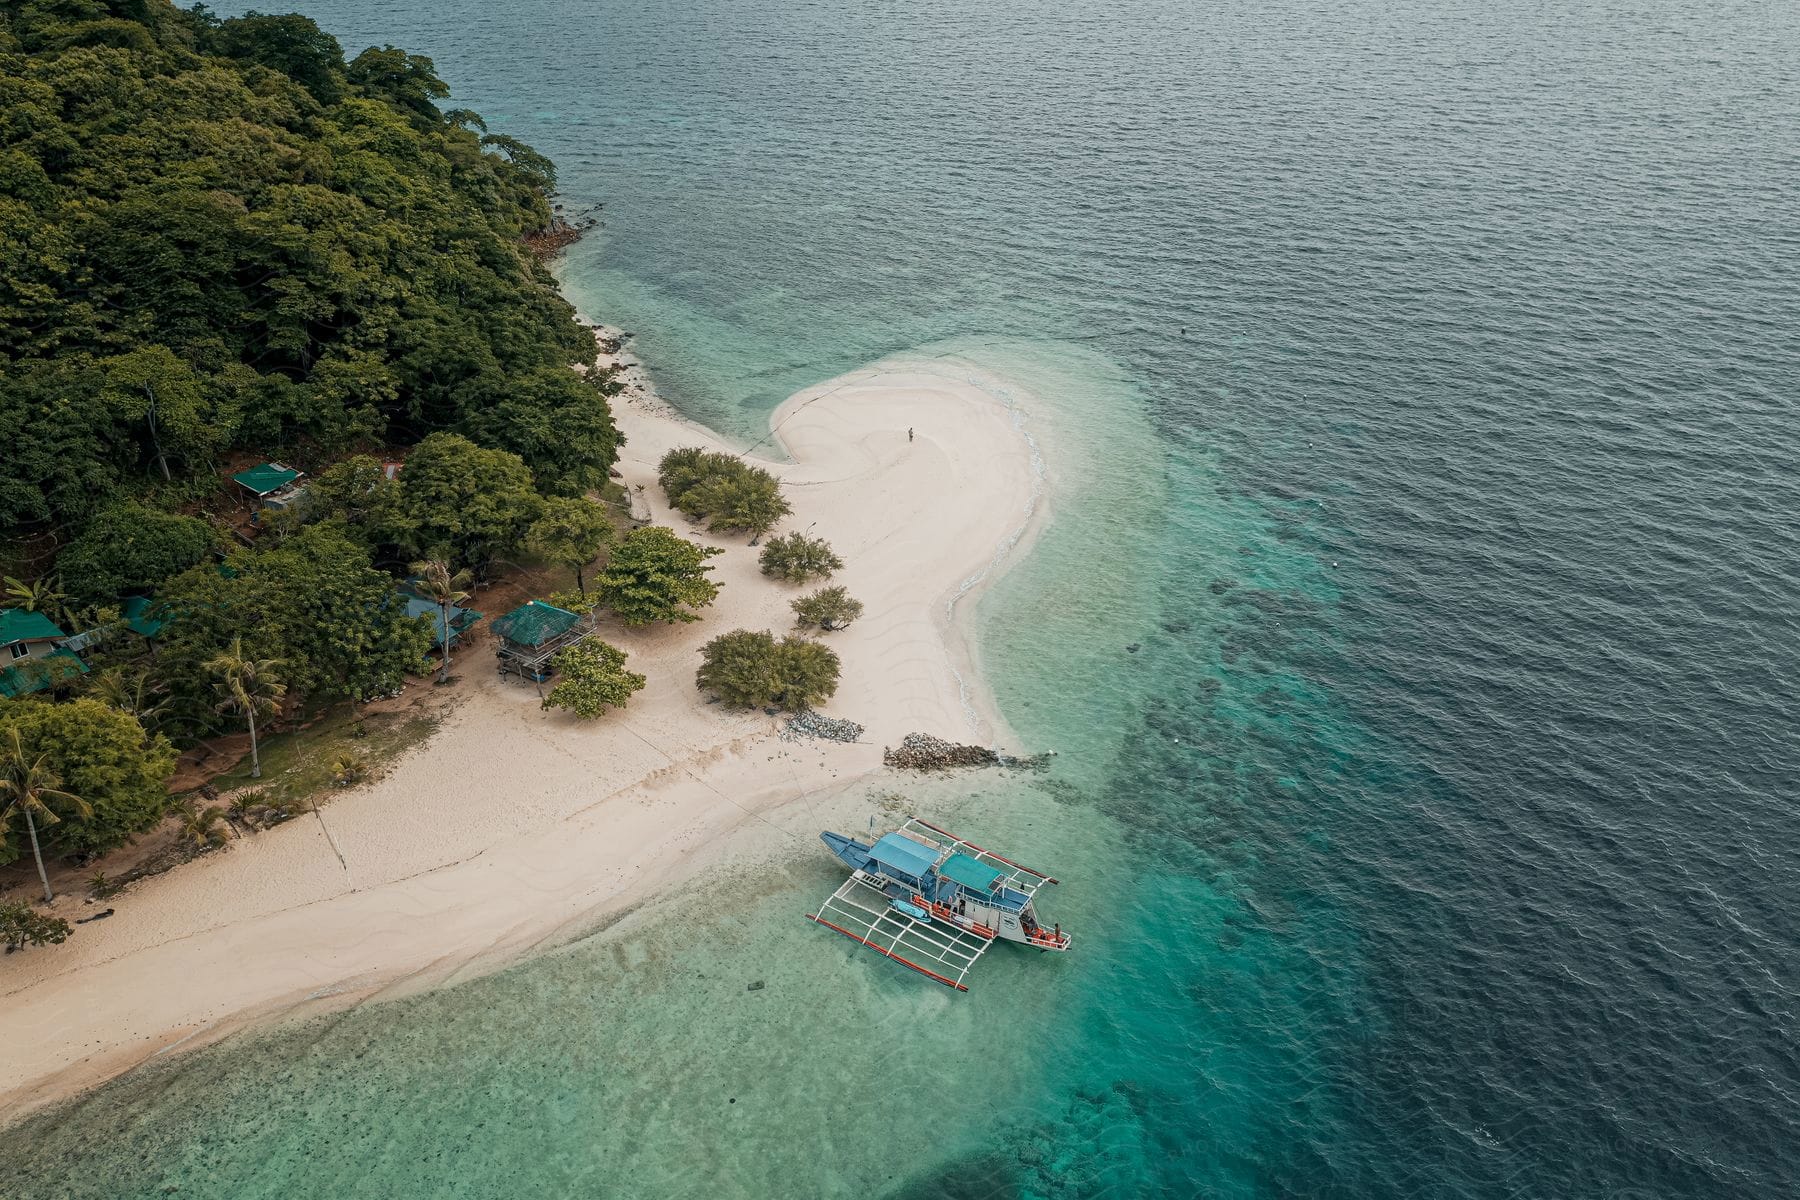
(57, 501), (220, 601)
(0, 697), (177, 864)
(154, 522), (432, 714)
(759, 533), (843, 584)
(791, 586), (864, 631)
(526, 495), (614, 596)
(595, 525), (723, 626)
(657, 448), (789, 537)
(0, 900), (72, 952)
(540, 639), (645, 718)
(0, 0), (612, 533)
(695, 630), (840, 711)
(393, 433), (544, 570)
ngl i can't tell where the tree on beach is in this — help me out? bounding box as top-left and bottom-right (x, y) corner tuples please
(462, 368), (623, 497)
(0, 901), (71, 953)
(695, 630), (840, 711)
(540, 640), (646, 719)
(595, 526), (723, 626)
(657, 448), (790, 538)
(526, 497), (615, 599)
(204, 638), (286, 780)
(394, 435), (545, 573)
(759, 533), (843, 584)
(791, 587), (865, 632)
(153, 526), (432, 715)
(411, 559), (473, 684)
(0, 699), (176, 867)
(0, 727), (90, 904)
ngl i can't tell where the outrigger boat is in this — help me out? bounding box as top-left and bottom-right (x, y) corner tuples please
(807, 817), (1070, 991)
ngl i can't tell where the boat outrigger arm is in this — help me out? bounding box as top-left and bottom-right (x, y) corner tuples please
(807, 817), (1070, 991)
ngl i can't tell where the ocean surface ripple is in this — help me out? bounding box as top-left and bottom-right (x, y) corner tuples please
(7, 0), (1799, 1196)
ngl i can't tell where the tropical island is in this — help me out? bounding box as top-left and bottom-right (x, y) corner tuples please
(0, 1), (1047, 1119)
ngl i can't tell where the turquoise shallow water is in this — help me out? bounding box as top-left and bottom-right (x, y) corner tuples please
(8, 0), (1800, 1195)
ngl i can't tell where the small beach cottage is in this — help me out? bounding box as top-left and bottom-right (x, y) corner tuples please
(491, 600), (591, 683)
(397, 590), (483, 651)
(232, 462), (309, 513)
(0, 608), (88, 697)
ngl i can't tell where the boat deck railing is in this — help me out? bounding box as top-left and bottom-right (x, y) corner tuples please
(807, 870), (996, 991)
(896, 817), (1058, 905)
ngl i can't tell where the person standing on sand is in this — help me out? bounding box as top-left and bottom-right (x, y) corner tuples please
(908, 427), (914, 442)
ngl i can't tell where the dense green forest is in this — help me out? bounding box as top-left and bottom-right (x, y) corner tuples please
(0, 0), (618, 532)
(0, 0), (625, 872)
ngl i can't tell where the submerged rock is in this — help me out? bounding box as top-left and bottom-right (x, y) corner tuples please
(883, 733), (1053, 772)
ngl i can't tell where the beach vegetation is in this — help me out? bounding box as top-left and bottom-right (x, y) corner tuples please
(203, 638), (286, 781)
(547, 589), (601, 616)
(657, 448), (791, 537)
(695, 631), (841, 711)
(541, 640), (646, 718)
(174, 801), (231, 853)
(595, 526), (724, 626)
(208, 707), (441, 818)
(0, 6), (614, 533)
(411, 560), (473, 684)
(0, 902), (72, 953)
(157, 526), (434, 716)
(307, 457), (408, 541)
(329, 753), (369, 788)
(0, 725), (90, 904)
(759, 534), (844, 584)
(527, 497), (615, 598)
(790, 587), (865, 631)
(391, 435), (545, 573)
(57, 502), (220, 602)
(0, 701), (176, 880)
(85, 670), (175, 736)
(3, 576), (70, 625)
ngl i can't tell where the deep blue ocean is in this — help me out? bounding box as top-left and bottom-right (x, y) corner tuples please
(7, 1), (1799, 1196)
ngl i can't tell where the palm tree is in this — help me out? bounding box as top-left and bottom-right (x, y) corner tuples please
(3, 575), (70, 624)
(0, 727), (91, 903)
(89, 668), (173, 734)
(204, 638), (286, 779)
(175, 801), (230, 852)
(411, 559), (471, 684)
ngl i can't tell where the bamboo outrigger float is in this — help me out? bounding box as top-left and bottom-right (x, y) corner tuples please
(807, 817), (1070, 991)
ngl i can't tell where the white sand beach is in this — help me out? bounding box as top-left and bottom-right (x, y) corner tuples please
(0, 353), (1047, 1121)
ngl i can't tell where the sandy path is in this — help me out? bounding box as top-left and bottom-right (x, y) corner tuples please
(0, 355), (1046, 1122)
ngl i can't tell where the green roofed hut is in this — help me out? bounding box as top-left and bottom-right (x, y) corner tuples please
(232, 462), (309, 513)
(398, 592), (483, 651)
(491, 600), (592, 683)
(0, 608), (88, 697)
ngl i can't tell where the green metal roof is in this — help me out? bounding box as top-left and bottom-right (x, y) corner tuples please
(0, 608), (65, 645)
(121, 596), (167, 639)
(490, 600), (579, 648)
(399, 593), (482, 649)
(231, 462), (302, 496)
(0, 650), (88, 698)
(939, 853), (1005, 894)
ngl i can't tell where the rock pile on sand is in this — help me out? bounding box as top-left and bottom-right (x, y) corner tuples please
(883, 733), (1057, 771)
(883, 733), (1001, 770)
(781, 711), (864, 743)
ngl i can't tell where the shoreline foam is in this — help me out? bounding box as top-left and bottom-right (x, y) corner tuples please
(0, 342), (1051, 1125)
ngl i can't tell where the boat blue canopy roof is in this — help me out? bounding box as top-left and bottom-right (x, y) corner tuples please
(868, 833), (939, 880)
(939, 853), (1004, 893)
